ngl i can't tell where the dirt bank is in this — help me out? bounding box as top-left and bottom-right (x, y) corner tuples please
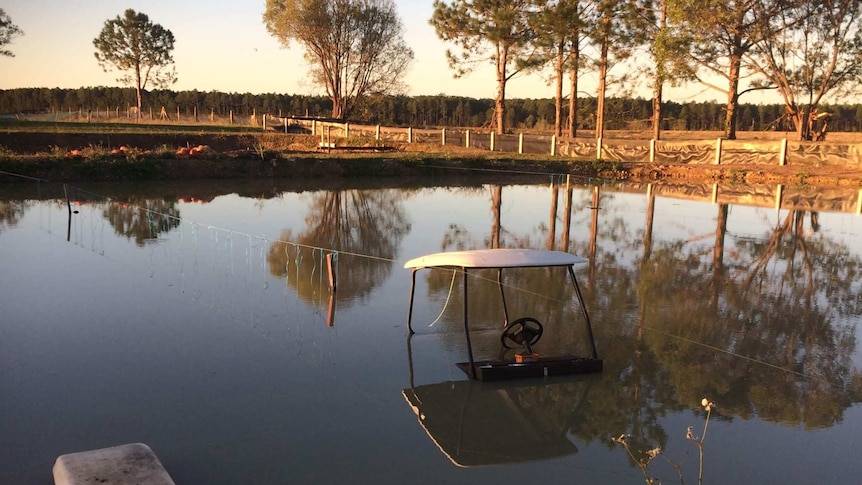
(1, 130), (861, 187)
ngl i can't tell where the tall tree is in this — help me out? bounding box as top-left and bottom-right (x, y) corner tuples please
(748, 0), (862, 141)
(587, 0), (643, 140)
(0, 8), (23, 57)
(93, 9), (176, 117)
(646, 0), (667, 140)
(631, 0), (696, 140)
(431, 0), (535, 134)
(264, 0), (413, 121)
(528, 0), (589, 137)
(668, 0), (796, 139)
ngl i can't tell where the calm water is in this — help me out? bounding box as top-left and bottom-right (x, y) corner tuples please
(2, 174), (862, 484)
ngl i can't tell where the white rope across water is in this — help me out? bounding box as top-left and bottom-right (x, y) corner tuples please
(2, 170), (844, 389)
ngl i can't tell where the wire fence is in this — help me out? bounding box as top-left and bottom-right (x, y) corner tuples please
(291, 118), (862, 168)
(12, 108), (862, 167)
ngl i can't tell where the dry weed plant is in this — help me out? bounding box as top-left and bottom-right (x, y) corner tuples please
(613, 398), (715, 485)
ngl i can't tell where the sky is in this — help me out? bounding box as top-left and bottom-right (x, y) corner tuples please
(0, 0), (720, 102)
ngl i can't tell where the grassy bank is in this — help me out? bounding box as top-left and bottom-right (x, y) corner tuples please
(2, 120), (861, 187)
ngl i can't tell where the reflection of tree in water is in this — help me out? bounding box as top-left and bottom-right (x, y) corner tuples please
(421, 184), (677, 464)
(102, 198), (181, 247)
(423, 183), (862, 474)
(267, 189), (410, 304)
(0, 200), (28, 234)
(639, 209), (862, 429)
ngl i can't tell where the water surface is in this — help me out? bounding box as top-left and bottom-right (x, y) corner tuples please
(2, 175), (861, 484)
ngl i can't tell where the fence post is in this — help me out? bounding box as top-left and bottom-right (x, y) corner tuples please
(194, 106), (199, 123)
(408, 127), (413, 143)
(312, 120), (317, 136)
(177, 106), (181, 121)
(775, 184), (784, 210)
(649, 139), (656, 163)
(519, 133), (524, 154)
(229, 110), (234, 124)
(778, 138), (788, 166)
(596, 137), (602, 160)
(326, 253), (337, 293)
(345, 123), (350, 139)
(263, 114), (267, 131)
(376, 125), (381, 141)
(284, 117), (288, 133)
(714, 137), (723, 164)
(551, 135), (556, 156)
(441, 128), (446, 146)
(211, 109), (214, 122)
(712, 184), (719, 204)
(465, 130), (471, 148)
(490, 131), (495, 151)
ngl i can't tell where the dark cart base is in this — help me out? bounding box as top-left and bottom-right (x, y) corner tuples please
(456, 356), (603, 381)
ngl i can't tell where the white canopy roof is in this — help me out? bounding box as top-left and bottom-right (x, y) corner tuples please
(403, 249), (587, 270)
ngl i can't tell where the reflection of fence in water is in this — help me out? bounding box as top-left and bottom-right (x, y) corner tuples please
(621, 182), (862, 214)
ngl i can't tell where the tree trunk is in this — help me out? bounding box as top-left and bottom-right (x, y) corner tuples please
(135, 67), (143, 121)
(596, 13), (610, 140)
(652, 0), (667, 141)
(567, 42), (579, 138)
(554, 46), (564, 137)
(724, 51), (742, 140)
(596, 47), (608, 140)
(331, 96), (343, 120)
(800, 106), (812, 141)
(652, 83), (663, 141)
(494, 42), (508, 134)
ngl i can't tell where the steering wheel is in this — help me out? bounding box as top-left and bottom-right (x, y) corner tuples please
(501, 317), (544, 350)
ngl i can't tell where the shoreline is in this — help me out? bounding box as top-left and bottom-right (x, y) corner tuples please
(3, 152), (862, 188)
(1, 127), (861, 187)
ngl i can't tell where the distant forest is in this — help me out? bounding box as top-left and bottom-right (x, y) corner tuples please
(3, 86), (862, 133)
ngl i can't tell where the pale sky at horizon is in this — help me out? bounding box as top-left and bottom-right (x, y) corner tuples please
(1, 1), (731, 103)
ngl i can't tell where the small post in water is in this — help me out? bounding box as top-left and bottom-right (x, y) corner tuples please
(326, 253), (337, 293)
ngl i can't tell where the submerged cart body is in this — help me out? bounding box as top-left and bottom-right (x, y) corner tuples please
(404, 248), (602, 381)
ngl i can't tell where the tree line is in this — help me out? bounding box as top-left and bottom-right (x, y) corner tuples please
(429, 0), (862, 142)
(6, 2), (859, 142)
(3, 86), (862, 134)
